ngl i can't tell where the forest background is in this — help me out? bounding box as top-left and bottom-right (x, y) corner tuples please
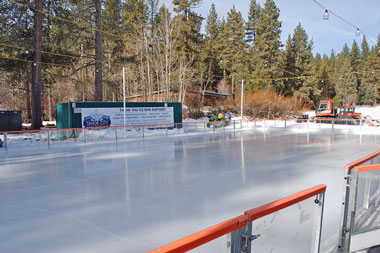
(0, 0), (379, 128)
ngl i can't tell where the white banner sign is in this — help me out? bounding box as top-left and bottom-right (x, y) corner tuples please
(80, 107), (174, 127)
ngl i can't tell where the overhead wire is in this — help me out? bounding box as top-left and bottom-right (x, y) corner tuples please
(7, 0), (123, 39)
(0, 55), (73, 68)
(311, 0), (376, 46)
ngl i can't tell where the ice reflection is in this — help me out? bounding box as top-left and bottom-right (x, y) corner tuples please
(0, 129), (380, 252)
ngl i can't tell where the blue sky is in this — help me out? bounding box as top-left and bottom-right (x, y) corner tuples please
(161, 0), (380, 56)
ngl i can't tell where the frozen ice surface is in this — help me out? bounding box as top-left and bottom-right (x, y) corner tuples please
(1, 128), (380, 252)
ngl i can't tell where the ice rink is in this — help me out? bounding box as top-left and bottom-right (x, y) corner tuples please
(1, 128), (380, 252)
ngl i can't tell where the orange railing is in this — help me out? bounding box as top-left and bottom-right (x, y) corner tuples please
(339, 149), (380, 252)
(149, 184), (326, 253)
(345, 149), (380, 171)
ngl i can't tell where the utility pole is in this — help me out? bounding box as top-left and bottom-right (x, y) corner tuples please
(94, 0), (103, 101)
(241, 79), (244, 118)
(31, 0), (43, 129)
(123, 67), (126, 126)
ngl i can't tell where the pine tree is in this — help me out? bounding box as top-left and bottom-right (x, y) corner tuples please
(252, 0), (281, 89)
(361, 36), (370, 59)
(172, 0), (203, 102)
(246, 0), (261, 45)
(203, 3), (222, 91)
(220, 5), (247, 96)
(318, 55), (334, 99)
(293, 23), (311, 75)
(279, 34), (295, 95)
(291, 23), (317, 104)
(341, 43), (350, 58)
(350, 40), (361, 74)
(335, 58), (357, 105)
(359, 34), (380, 104)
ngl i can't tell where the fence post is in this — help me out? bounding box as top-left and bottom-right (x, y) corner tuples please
(142, 126), (145, 138)
(4, 132), (8, 149)
(285, 119), (287, 128)
(115, 127), (118, 141)
(213, 122), (215, 132)
(83, 128), (87, 143)
(234, 120), (235, 130)
(241, 119), (243, 129)
(228, 215), (257, 253)
(47, 131), (51, 147)
(332, 119), (334, 131)
(166, 124), (168, 136)
(307, 119), (309, 129)
(314, 192), (325, 253)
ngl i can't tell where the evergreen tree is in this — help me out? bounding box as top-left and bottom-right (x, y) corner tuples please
(246, 0), (261, 45)
(318, 55), (334, 99)
(360, 34), (380, 104)
(361, 36), (370, 59)
(350, 40), (361, 74)
(279, 34), (295, 95)
(341, 43), (350, 58)
(252, 0), (281, 88)
(220, 5), (247, 96)
(335, 58), (357, 105)
(291, 23), (317, 104)
(172, 0), (203, 102)
(203, 3), (222, 91)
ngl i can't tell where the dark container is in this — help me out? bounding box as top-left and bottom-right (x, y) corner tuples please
(0, 111), (22, 131)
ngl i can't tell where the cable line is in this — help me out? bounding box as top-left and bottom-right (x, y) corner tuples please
(311, 0), (375, 45)
(7, 0), (123, 39)
(0, 55), (76, 68)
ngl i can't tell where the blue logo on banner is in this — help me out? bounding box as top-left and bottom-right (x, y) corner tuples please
(83, 114), (111, 127)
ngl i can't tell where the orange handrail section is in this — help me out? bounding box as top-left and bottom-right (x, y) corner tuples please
(345, 150), (380, 170)
(356, 164), (380, 173)
(149, 184), (326, 253)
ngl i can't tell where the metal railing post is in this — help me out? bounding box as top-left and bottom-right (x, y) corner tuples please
(234, 120), (236, 130)
(241, 120), (243, 129)
(115, 127), (118, 141)
(307, 119), (309, 129)
(285, 119), (287, 128)
(166, 124), (168, 135)
(83, 128), (87, 143)
(47, 131), (51, 147)
(228, 215), (257, 253)
(332, 119), (334, 131)
(142, 126), (145, 138)
(213, 122), (215, 132)
(204, 122), (206, 132)
(4, 132), (8, 149)
(314, 192), (325, 253)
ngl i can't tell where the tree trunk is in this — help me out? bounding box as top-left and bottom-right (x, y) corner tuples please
(26, 77), (31, 120)
(31, 0), (43, 129)
(94, 0), (103, 101)
(232, 72), (235, 98)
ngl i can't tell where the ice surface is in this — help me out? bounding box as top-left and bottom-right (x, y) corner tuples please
(1, 128), (380, 252)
